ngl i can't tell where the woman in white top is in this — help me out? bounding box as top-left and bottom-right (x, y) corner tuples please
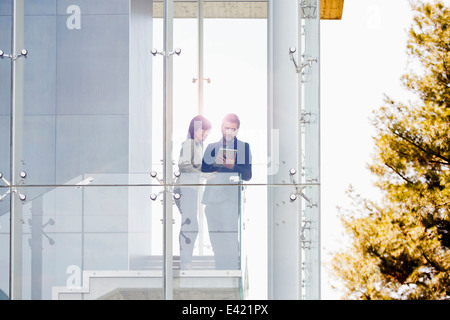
(175, 115), (211, 269)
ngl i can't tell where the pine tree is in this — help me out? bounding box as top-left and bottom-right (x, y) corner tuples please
(331, 0), (450, 300)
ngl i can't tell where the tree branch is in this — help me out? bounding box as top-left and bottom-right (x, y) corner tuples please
(390, 129), (450, 165)
(384, 162), (416, 185)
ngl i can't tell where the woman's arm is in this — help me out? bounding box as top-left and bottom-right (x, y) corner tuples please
(178, 140), (201, 173)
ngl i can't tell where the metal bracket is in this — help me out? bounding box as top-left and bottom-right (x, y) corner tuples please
(149, 170), (181, 202)
(75, 176), (94, 189)
(300, 219), (312, 249)
(0, 49), (28, 61)
(288, 168), (317, 208)
(300, 111), (312, 125)
(192, 77), (211, 84)
(150, 47), (181, 57)
(289, 47), (317, 74)
(301, 262), (313, 291)
(0, 172), (27, 201)
(300, 0), (318, 19)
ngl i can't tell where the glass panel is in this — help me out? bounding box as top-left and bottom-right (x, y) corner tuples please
(169, 8), (267, 299)
(241, 184), (268, 300)
(174, 182), (242, 268)
(171, 184), (243, 299)
(13, 0), (162, 300)
(300, 184), (320, 298)
(300, 0), (320, 300)
(0, 2), (11, 182)
(20, 0), (154, 187)
(203, 18), (267, 185)
(0, 187), (9, 300)
(245, 184), (305, 300)
(172, 183), (270, 300)
(173, 19), (198, 123)
(151, 17), (163, 182)
(153, 17), (199, 184)
(0, 0), (11, 300)
(19, 184), (160, 300)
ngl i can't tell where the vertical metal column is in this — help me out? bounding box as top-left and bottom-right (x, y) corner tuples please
(267, 0), (301, 299)
(297, 0), (304, 299)
(163, 0), (174, 300)
(197, 0), (204, 115)
(9, 0), (25, 300)
(196, 0), (206, 256)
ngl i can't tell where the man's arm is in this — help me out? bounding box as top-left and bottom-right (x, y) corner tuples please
(235, 142), (252, 181)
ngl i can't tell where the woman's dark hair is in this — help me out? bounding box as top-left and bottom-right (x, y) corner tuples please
(188, 115), (212, 139)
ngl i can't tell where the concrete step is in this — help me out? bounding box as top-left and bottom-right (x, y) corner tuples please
(99, 287), (240, 300)
(52, 269), (243, 300)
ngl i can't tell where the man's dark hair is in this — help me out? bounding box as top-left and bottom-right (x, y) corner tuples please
(222, 113), (240, 129)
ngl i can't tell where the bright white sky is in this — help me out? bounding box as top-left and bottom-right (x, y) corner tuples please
(320, 0), (417, 299)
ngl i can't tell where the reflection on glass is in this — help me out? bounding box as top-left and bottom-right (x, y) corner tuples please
(202, 18), (267, 185)
(201, 114), (252, 270)
(0, 187), (9, 300)
(174, 115), (212, 269)
(21, 1), (144, 187)
(0, 2), (11, 300)
(17, 184), (157, 300)
(0, 8), (11, 183)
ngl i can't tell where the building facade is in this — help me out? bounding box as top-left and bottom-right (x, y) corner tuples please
(0, 0), (341, 300)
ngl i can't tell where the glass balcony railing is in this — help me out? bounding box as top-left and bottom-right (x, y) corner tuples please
(1, 173), (249, 300)
(1, 0), (320, 300)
